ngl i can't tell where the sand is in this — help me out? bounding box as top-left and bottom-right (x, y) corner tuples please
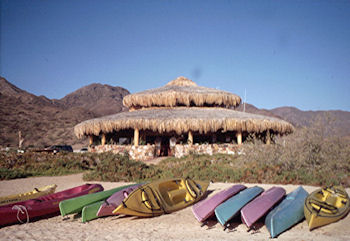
(0, 174), (349, 241)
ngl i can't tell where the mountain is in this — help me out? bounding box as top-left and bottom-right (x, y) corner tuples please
(1, 76), (349, 149)
(235, 103), (281, 119)
(270, 106), (350, 137)
(236, 102), (350, 137)
(0, 77), (130, 149)
(0, 77), (60, 107)
(60, 83), (129, 116)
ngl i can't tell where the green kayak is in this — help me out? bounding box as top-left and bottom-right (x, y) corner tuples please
(82, 200), (105, 223)
(59, 184), (134, 216)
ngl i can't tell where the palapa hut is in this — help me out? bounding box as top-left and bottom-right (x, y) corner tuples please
(74, 76), (294, 160)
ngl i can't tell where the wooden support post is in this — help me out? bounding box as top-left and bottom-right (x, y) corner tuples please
(236, 131), (242, 145)
(188, 131), (193, 145)
(266, 130), (271, 145)
(89, 135), (93, 146)
(134, 128), (139, 147)
(101, 133), (106, 146)
(18, 131), (24, 149)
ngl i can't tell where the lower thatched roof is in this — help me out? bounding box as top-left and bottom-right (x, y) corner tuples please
(74, 107), (294, 138)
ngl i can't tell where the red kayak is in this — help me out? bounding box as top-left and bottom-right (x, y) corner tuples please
(0, 183), (103, 227)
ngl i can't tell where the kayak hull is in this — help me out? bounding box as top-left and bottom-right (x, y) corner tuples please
(214, 186), (264, 226)
(82, 200), (105, 223)
(0, 184), (103, 227)
(59, 184), (134, 216)
(304, 186), (350, 230)
(114, 179), (209, 217)
(192, 184), (246, 223)
(0, 184), (57, 206)
(265, 186), (308, 238)
(97, 184), (142, 217)
(241, 186), (286, 228)
(82, 184), (142, 223)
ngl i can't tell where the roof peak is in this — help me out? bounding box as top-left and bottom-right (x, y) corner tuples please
(166, 76), (198, 87)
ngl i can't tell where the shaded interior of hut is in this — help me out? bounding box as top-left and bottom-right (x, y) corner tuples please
(87, 129), (274, 157)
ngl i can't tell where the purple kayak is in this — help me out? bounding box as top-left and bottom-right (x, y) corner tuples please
(97, 184), (142, 217)
(241, 186), (286, 228)
(192, 184), (246, 223)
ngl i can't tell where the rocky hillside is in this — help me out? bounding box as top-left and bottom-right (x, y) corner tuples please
(1, 76), (349, 149)
(236, 103), (350, 137)
(271, 106), (350, 137)
(0, 77), (129, 149)
(235, 103), (281, 119)
(59, 83), (129, 116)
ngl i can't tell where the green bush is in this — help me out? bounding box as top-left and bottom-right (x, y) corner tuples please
(83, 153), (162, 182)
(1, 119), (349, 187)
(0, 152), (91, 179)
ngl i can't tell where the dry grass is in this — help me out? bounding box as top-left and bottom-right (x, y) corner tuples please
(0, 152), (90, 179)
(3, 118), (348, 187)
(151, 125), (349, 187)
(85, 117), (349, 187)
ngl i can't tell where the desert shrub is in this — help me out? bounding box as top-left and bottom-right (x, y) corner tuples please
(0, 168), (30, 179)
(155, 154), (244, 182)
(0, 152), (91, 179)
(83, 153), (162, 182)
(233, 121), (350, 186)
(1, 116), (349, 187)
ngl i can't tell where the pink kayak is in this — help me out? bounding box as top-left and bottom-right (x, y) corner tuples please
(192, 184), (246, 223)
(97, 184), (142, 217)
(0, 184), (103, 227)
(240, 186), (286, 229)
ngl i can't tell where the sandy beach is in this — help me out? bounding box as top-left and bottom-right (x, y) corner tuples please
(0, 174), (349, 241)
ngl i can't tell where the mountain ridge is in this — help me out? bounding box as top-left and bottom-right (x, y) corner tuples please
(0, 77), (130, 148)
(1, 76), (349, 148)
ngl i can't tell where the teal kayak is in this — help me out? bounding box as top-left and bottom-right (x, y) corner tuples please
(59, 184), (134, 216)
(81, 200), (105, 223)
(265, 186), (308, 238)
(214, 186), (264, 227)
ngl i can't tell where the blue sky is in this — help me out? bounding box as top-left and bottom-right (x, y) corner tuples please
(1, 0), (349, 111)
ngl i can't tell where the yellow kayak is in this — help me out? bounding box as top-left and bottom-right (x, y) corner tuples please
(113, 178), (209, 217)
(304, 185), (349, 230)
(0, 184), (57, 206)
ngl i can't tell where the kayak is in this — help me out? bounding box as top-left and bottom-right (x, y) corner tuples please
(0, 184), (103, 227)
(81, 200), (105, 223)
(192, 184), (246, 223)
(59, 184), (134, 216)
(214, 186), (264, 227)
(304, 185), (350, 230)
(265, 186), (308, 238)
(241, 186), (286, 229)
(113, 178), (209, 217)
(82, 184), (142, 223)
(0, 184), (57, 206)
(97, 184), (142, 217)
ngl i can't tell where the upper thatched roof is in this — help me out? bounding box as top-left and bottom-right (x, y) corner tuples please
(123, 76), (241, 109)
(74, 107), (294, 138)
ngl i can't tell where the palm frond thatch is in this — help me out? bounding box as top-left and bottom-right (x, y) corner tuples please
(74, 107), (294, 138)
(122, 77), (241, 108)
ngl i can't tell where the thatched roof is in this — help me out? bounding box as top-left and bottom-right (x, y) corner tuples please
(74, 107), (294, 138)
(123, 76), (241, 109)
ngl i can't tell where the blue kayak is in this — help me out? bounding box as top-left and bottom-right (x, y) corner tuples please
(214, 186), (264, 227)
(265, 186), (309, 238)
